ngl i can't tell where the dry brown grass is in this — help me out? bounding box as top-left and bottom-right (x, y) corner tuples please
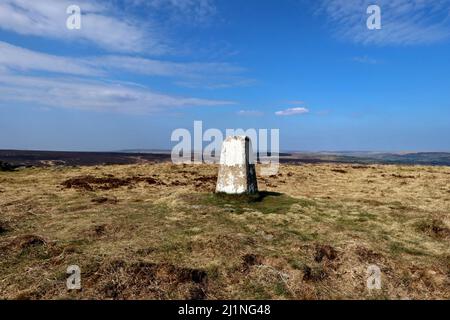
(0, 162), (449, 300)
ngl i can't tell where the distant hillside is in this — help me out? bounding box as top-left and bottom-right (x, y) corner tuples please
(1, 150), (449, 167)
(289, 152), (450, 166)
(0, 150), (170, 167)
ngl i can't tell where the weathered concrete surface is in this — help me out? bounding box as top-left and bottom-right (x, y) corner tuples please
(216, 136), (258, 194)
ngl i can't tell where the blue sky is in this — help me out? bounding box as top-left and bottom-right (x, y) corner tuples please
(0, 0), (449, 152)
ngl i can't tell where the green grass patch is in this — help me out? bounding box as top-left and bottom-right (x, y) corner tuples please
(356, 211), (377, 222)
(389, 241), (427, 256)
(188, 192), (314, 215)
(335, 216), (371, 232)
(287, 229), (319, 241)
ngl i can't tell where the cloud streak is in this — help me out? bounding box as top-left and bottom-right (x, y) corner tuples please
(92, 55), (244, 78)
(0, 73), (234, 114)
(316, 0), (450, 45)
(0, 41), (251, 88)
(0, 41), (101, 76)
(0, 41), (239, 114)
(236, 110), (264, 116)
(0, 1), (248, 114)
(0, 0), (167, 53)
(275, 107), (309, 116)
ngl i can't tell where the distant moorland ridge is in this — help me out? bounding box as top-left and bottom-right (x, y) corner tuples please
(1, 149), (450, 168)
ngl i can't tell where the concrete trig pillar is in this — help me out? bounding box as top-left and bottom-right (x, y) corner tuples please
(215, 136), (258, 194)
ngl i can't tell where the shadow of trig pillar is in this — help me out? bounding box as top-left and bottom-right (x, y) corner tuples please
(216, 136), (258, 194)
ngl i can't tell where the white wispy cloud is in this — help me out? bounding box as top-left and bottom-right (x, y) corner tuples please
(316, 0), (450, 45)
(236, 110), (264, 116)
(175, 77), (257, 89)
(0, 0), (167, 53)
(0, 1), (248, 113)
(0, 40), (238, 113)
(0, 41), (101, 76)
(85, 56), (255, 89)
(92, 55), (244, 78)
(0, 41), (251, 87)
(275, 107), (309, 116)
(0, 73), (234, 114)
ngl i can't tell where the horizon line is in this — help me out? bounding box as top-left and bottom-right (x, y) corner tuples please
(1, 148), (450, 154)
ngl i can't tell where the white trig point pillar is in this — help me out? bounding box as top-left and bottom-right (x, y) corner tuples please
(216, 136), (258, 194)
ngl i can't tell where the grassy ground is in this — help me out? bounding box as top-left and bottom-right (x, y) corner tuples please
(0, 162), (449, 299)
